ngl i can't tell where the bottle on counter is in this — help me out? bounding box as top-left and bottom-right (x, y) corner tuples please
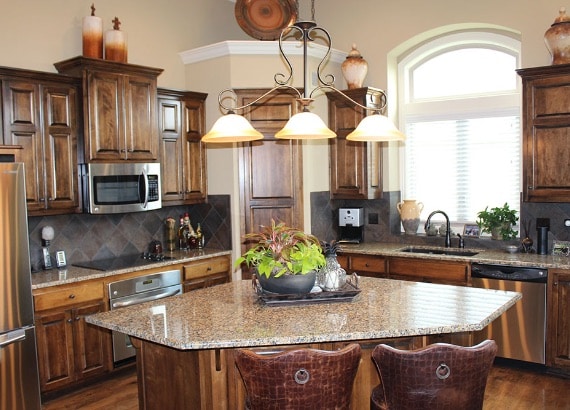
(196, 223), (204, 249)
(178, 216), (187, 250)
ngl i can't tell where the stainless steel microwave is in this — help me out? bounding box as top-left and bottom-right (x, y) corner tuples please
(81, 163), (161, 214)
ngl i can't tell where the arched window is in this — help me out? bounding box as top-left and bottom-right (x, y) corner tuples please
(398, 30), (521, 227)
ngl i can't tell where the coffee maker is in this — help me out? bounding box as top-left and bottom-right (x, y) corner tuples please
(338, 208), (364, 243)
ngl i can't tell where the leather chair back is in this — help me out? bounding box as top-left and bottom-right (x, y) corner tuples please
(371, 340), (497, 410)
(235, 343), (361, 410)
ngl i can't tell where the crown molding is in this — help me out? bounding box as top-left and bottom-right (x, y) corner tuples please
(179, 40), (346, 65)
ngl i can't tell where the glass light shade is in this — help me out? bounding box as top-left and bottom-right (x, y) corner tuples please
(346, 113), (406, 142)
(201, 114), (264, 143)
(275, 111), (336, 139)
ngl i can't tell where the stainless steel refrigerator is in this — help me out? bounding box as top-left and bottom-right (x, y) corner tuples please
(0, 162), (41, 409)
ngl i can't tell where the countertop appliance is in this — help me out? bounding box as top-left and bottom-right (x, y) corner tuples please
(338, 207), (364, 244)
(0, 162), (41, 409)
(81, 162), (161, 214)
(108, 269), (182, 364)
(471, 263), (547, 364)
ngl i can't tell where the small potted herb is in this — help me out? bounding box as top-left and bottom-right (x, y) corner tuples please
(476, 203), (519, 240)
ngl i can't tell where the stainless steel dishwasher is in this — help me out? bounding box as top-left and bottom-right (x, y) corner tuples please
(471, 263), (547, 364)
(108, 269), (182, 364)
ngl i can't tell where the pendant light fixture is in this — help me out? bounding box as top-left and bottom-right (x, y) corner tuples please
(202, 1), (405, 143)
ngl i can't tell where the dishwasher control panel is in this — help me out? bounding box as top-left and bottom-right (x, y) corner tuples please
(471, 263), (547, 282)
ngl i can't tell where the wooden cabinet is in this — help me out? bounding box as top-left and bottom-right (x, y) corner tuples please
(158, 88), (208, 204)
(327, 87), (383, 199)
(1, 71), (81, 215)
(54, 56), (163, 162)
(182, 254), (232, 292)
(388, 257), (469, 285)
(33, 281), (112, 394)
(517, 65), (570, 202)
(547, 269), (570, 372)
(339, 253), (387, 278)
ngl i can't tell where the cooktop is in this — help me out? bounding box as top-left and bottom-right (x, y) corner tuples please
(72, 253), (176, 272)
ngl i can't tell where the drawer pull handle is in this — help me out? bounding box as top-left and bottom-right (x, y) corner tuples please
(69, 294), (75, 299)
(365, 263), (370, 267)
(207, 267), (212, 271)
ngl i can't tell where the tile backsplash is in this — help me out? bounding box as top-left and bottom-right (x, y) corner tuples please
(28, 195), (231, 272)
(311, 191), (570, 252)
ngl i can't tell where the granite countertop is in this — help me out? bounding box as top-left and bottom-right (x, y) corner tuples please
(339, 242), (570, 269)
(85, 277), (521, 350)
(31, 249), (232, 290)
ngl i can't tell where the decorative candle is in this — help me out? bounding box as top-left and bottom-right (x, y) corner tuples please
(105, 17), (127, 63)
(82, 4), (103, 58)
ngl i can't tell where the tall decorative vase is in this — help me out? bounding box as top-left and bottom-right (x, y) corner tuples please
(341, 44), (368, 89)
(397, 200), (424, 235)
(544, 7), (570, 65)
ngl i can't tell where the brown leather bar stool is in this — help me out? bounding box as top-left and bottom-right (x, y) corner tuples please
(235, 343), (361, 410)
(370, 340), (497, 410)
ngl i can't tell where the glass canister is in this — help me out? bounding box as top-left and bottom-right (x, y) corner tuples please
(164, 217), (177, 251)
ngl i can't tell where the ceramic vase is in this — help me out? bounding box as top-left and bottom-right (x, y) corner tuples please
(544, 7), (570, 65)
(397, 200), (424, 235)
(341, 44), (368, 89)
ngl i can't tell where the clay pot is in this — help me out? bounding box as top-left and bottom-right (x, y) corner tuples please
(397, 200), (424, 235)
(544, 7), (570, 65)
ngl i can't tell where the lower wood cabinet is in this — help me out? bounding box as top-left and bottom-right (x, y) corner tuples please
(547, 269), (570, 373)
(182, 254), (232, 292)
(34, 282), (112, 394)
(388, 257), (470, 285)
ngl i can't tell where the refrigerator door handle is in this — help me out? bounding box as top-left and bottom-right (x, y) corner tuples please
(0, 328), (26, 348)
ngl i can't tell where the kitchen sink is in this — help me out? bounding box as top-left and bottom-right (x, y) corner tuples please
(399, 247), (479, 257)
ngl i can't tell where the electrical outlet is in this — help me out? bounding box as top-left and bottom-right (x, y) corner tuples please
(368, 213), (379, 224)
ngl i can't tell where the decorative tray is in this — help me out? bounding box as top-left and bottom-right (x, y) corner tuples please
(252, 273), (361, 306)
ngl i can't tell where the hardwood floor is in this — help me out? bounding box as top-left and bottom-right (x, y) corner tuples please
(42, 361), (570, 409)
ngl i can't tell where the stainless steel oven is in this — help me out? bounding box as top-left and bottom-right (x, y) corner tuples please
(108, 269), (182, 364)
(471, 263), (547, 364)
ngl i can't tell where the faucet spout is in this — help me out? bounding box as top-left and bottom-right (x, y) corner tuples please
(424, 210), (451, 247)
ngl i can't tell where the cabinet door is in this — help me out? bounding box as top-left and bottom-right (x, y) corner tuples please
(72, 301), (112, 380)
(35, 309), (75, 392)
(182, 98), (207, 202)
(124, 74), (158, 160)
(41, 84), (80, 214)
(86, 71), (123, 160)
(327, 87), (383, 200)
(547, 269), (570, 371)
(519, 67), (570, 202)
(159, 97), (184, 202)
(2, 80), (44, 211)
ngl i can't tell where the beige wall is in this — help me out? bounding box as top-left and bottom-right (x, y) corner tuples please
(0, 0), (563, 248)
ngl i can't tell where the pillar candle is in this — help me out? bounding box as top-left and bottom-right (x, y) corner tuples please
(82, 7), (103, 58)
(105, 17), (127, 63)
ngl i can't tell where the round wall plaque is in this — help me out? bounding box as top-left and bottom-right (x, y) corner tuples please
(235, 0), (298, 41)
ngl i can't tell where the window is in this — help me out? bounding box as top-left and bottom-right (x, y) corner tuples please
(398, 31), (521, 227)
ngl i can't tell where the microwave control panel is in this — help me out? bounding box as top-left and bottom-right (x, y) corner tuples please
(148, 175), (160, 201)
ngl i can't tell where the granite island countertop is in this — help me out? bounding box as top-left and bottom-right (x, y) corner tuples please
(338, 242), (570, 269)
(31, 249), (232, 289)
(85, 276), (521, 350)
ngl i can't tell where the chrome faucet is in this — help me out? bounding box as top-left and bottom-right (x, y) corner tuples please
(425, 210), (451, 248)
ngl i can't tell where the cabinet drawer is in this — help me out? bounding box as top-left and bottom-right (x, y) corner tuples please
(388, 257), (468, 285)
(34, 281), (104, 312)
(183, 256), (231, 281)
(349, 255), (386, 275)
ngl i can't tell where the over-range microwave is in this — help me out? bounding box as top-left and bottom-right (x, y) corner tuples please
(81, 162), (161, 214)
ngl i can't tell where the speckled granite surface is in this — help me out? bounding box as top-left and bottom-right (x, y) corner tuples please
(338, 242), (570, 269)
(31, 249), (232, 289)
(85, 277), (521, 350)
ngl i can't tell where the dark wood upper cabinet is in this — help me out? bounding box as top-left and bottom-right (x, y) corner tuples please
(157, 88), (208, 205)
(327, 87), (383, 199)
(1, 70), (81, 215)
(55, 56), (163, 162)
(518, 65), (570, 202)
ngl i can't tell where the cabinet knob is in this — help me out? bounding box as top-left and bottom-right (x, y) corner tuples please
(75, 316), (81, 321)
(69, 294), (75, 299)
(365, 263), (370, 267)
(48, 197), (54, 202)
(67, 318), (73, 323)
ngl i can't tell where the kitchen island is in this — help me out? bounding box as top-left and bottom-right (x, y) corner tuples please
(86, 276), (521, 409)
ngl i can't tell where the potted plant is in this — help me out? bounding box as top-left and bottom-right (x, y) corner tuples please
(235, 219), (326, 294)
(476, 203), (519, 240)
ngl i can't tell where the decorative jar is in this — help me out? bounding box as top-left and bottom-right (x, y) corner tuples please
(397, 200), (424, 235)
(544, 7), (570, 65)
(341, 44), (368, 89)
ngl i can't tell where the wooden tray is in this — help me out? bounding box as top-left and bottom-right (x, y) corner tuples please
(253, 273), (361, 306)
